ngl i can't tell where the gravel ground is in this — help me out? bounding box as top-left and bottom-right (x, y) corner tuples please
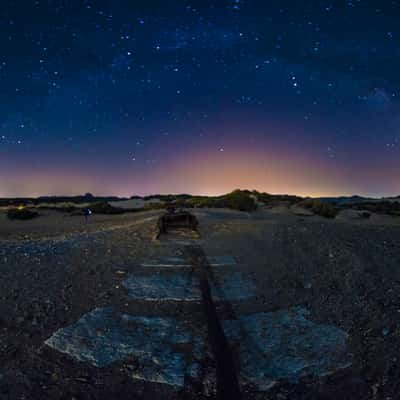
(0, 208), (400, 399)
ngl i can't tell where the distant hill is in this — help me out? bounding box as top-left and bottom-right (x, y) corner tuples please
(0, 195), (126, 207)
(1, 191), (399, 208)
(318, 196), (373, 205)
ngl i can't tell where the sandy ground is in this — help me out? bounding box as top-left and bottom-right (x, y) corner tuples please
(1, 207), (400, 399)
(0, 209), (163, 241)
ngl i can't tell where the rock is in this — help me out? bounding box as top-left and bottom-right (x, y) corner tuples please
(45, 307), (206, 387)
(222, 307), (352, 391)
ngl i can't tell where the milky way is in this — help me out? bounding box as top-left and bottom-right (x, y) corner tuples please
(1, 1), (399, 197)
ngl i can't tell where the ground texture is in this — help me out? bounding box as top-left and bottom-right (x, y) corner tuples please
(0, 208), (400, 399)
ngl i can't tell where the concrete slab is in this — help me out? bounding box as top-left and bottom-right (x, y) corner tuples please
(141, 255), (236, 268)
(122, 270), (254, 302)
(211, 271), (256, 301)
(45, 307), (204, 387)
(223, 307), (352, 390)
(122, 273), (202, 301)
(207, 255), (237, 266)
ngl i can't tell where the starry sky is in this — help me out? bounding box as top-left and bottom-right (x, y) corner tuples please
(1, 0), (399, 198)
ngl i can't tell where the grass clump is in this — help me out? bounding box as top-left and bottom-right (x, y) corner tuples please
(300, 199), (338, 218)
(7, 208), (39, 220)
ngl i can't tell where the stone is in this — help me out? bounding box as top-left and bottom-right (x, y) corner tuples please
(122, 270), (255, 302)
(210, 271), (256, 301)
(45, 307), (205, 387)
(223, 307), (352, 391)
(122, 273), (201, 301)
(140, 255), (236, 269)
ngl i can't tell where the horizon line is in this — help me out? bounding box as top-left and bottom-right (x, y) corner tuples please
(1, 190), (399, 200)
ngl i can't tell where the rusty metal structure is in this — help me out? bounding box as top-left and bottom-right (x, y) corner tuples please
(155, 207), (199, 238)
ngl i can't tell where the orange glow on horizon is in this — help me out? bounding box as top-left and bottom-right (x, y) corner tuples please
(1, 142), (398, 198)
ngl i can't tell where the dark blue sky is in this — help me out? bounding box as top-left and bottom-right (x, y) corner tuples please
(1, 0), (399, 197)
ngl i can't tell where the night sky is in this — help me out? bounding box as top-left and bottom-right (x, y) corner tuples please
(1, 1), (399, 198)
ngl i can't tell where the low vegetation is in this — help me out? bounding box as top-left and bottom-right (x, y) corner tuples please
(143, 202), (166, 210)
(88, 201), (125, 215)
(300, 199), (339, 218)
(254, 191), (302, 206)
(174, 190), (257, 212)
(4, 192), (399, 218)
(0, 194), (123, 208)
(350, 201), (400, 216)
(219, 190), (257, 211)
(7, 208), (39, 220)
(358, 211), (371, 219)
(36, 203), (82, 213)
(143, 194), (192, 203)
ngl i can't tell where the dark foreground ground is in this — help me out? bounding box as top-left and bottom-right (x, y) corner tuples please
(0, 207), (399, 399)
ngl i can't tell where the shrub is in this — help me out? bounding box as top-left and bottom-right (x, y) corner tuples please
(7, 208), (39, 220)
(256, 191), (303, 206)
(300, 199), (338, 218)
(70, 208), (86, 216)
(359, 211), (371, 219)
(171, 199), (191, 209)
(220, 190), (257, 212)
(143, 202), (166, 210)
(56, 205), (79, 213)
(89, 201), (124, 214)
(351, 201), (400, 216)
(185, 196), (218, 208)
(179, 191), (257, 212)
